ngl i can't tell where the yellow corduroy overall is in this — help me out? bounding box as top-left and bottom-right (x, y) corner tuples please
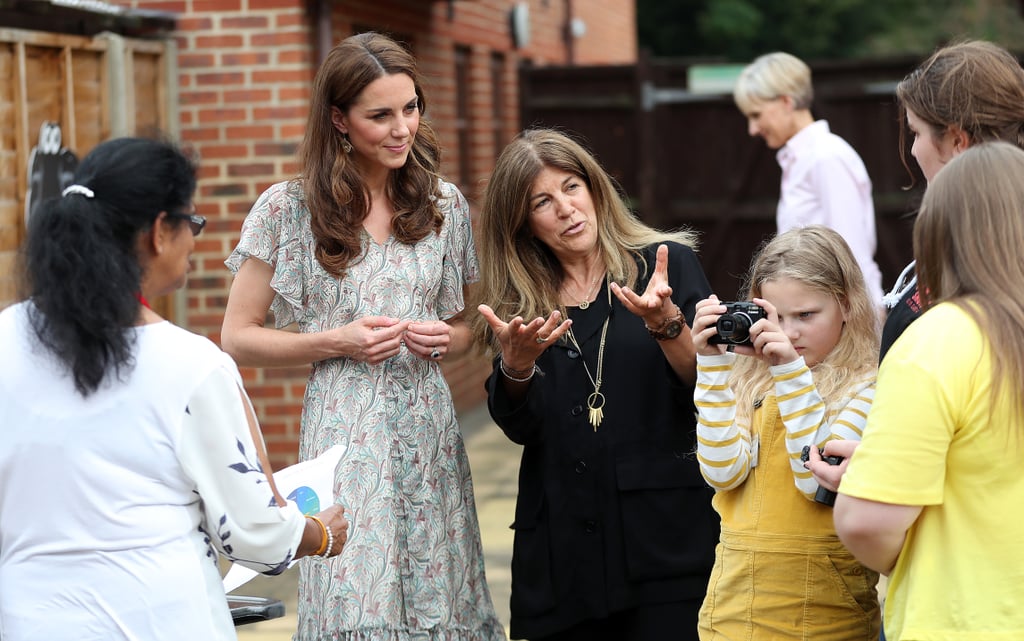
(698, 396), (881, 641)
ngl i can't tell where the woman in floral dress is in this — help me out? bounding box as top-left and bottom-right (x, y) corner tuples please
(222, 32), (504, 641)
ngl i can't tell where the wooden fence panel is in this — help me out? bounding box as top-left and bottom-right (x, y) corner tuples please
(0, 44), (18, 305)
(519, 64), (641, 199)
(521, 56), (927, 300)
(0, 28), (174, 312)
(134, 51), (165, 137)
(69, 47), (106, 153)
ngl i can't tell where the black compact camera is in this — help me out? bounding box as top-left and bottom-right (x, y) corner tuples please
(709, 301), (767, 347)
(800, 445), (844, 507)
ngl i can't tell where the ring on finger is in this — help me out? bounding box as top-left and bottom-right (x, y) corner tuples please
(431, 349), (442, 359)
(535, 336), (549, 344)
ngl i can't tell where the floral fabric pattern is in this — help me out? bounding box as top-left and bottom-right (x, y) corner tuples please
(227, 180), (504, 641)
(180, 365), (306, 578)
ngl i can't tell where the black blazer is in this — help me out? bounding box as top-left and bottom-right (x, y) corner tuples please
(487, 242), (720, 639)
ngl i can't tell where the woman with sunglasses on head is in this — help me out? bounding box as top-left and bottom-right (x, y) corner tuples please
(0, 136), (348, 641)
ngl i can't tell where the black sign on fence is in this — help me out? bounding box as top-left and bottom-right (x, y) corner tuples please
(25, 121), (79, 227)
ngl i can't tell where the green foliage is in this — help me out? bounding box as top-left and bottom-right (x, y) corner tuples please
(637, 0), (1024, 61)
(697, 0), (763, 53)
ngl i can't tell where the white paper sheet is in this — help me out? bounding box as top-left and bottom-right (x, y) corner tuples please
(222, 443), (345, 593)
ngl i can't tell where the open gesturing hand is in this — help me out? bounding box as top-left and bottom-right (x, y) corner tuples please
(610, 243), (677, 326)
(477, 305), (572, 372)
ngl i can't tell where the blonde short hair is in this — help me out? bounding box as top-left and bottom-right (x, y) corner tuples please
(733, 52), (813, 114)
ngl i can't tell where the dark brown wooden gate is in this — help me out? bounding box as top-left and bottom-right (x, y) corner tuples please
(520, 54), (926, 299)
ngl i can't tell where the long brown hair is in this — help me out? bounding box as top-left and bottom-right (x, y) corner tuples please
(896, 40), (1024, 184)
(729, 226), (879, 427)
(915, 142), (1024, 421)
(299, 32), (443, 277)
(470, 128), (698, 353)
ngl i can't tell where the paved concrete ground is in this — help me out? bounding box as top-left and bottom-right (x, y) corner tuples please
(231, 408), (889, 640)
(234, 405), (520, 640)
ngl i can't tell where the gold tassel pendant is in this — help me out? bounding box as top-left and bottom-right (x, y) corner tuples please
(587, 391), (606, 431)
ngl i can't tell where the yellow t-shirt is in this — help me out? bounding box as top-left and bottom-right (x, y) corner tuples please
(841, 302), (1024, 640)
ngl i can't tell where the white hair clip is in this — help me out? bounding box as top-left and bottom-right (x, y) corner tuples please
(62, 184), (95, 199)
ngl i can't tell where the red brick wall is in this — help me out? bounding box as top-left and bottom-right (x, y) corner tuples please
(118, 0), (316, 465)
(116, 0), (636, 468)
(575, 1), (637, 64)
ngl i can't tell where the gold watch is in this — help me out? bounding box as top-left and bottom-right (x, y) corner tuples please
(646, 307), (684, 341)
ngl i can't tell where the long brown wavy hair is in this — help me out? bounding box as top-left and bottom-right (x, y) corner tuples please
(728, 226), (879, 428)
(896, 40), (1024, 185)
(915, 142), (1024, 422)
(470, 128), (698, 354)
(299, 32), (443, 277)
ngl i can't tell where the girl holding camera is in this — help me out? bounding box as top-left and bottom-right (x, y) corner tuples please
(691, 225), (881, 640)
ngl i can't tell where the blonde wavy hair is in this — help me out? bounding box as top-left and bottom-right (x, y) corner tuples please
(470, 128), (698, 354)
(729, 226), (879, 427)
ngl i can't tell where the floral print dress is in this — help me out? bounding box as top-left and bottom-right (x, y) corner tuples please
(226, 180), (504, 641)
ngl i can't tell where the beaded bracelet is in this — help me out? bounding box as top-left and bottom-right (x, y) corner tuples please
(500, 358), (538, 383)
(321, 523), (335, 557)
(307, 515), (330, 557)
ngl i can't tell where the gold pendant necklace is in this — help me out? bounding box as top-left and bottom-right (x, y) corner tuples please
(568, 273), (603, 310)
(565, 278), (610, 430)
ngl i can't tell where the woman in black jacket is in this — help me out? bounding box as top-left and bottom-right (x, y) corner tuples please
(472, 129), (719, 640)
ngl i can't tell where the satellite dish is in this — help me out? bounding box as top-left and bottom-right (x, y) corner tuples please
(510, 2), (530, 49)
(570, 17), (587, 39)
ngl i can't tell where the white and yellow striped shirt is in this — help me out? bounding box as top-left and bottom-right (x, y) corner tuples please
(694, 353), (875, 499)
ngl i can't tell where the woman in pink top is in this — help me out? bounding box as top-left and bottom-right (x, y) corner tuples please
(733, 51), (884, 310)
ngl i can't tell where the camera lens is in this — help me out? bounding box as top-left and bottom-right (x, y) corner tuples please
(716, 313), (752, 343)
